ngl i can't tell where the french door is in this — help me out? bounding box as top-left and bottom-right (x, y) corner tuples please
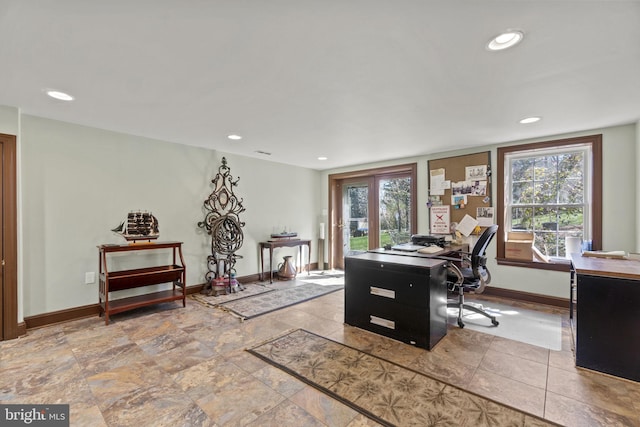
(329, 164), (417, 269)
(339, 178), (375, 263)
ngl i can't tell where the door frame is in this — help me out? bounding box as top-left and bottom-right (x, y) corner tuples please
(1, 133), (19, 340)
(334, 177), (375, 269)
(328, 163), (417, 269)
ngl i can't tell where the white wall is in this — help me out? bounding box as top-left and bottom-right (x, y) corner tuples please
(0, 105), (19, 135)
(3, 105), (637, 316)
(18, 115), (321, 317)
(322, 123), (638, 299)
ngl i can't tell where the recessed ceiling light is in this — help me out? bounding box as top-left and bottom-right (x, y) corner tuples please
(45, 89), (74, 101)
(317, 156), (328, 161)
(519, 116), (541, 124)
(227, 134), (242, 140)
(487, 30), (524, 51)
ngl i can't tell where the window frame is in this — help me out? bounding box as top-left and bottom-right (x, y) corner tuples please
(497, 134), (602, 271)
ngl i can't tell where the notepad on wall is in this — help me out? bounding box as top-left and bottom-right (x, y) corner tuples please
(456, 214), (479, 237)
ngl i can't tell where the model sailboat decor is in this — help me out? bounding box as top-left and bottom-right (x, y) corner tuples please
(111, 210), (160, 242)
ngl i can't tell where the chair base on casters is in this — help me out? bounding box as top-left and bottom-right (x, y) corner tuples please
(447, 301), (499, 329)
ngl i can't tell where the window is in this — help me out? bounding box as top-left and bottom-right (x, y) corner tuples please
(497, 135), (602, 269)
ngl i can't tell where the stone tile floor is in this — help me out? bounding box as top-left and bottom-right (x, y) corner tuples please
(1, 288), (639, 426)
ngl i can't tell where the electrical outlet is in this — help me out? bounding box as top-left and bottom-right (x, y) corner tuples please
(85, 272), (96, 284)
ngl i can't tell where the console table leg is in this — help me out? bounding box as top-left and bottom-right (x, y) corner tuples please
(269, 248), (274, 283)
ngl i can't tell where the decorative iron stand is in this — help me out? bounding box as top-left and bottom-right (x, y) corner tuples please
(197, 157), (246, 295)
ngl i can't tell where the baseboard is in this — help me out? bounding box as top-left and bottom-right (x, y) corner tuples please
(24, 304), (102, 330)
(25, 283), (206, 330)
(482, 287), (569, 309)
(17, 322), (27, 337)
(23, 269), (567, 331)
(21, 272), (278, 331)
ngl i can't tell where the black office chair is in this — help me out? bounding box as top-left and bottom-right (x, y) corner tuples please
(446, 224), (499, 328)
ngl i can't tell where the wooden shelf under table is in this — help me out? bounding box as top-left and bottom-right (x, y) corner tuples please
(98, 241), (186, 325)
(105, 289), (186, 316)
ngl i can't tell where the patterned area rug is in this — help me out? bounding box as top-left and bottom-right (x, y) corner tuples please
(218, 282), (343, 319)
(191, 271), (344, 311)
(248, 329), (559, 427)
(191, 283), (273, 307)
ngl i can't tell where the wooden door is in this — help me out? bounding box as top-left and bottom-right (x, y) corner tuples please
(0, 133), (18, 340)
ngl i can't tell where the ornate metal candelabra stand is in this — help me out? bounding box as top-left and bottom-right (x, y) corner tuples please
(197, 157), (246, 295)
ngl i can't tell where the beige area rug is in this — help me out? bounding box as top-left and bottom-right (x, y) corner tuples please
(191, 281), (277, 307)
(448, 296), (565, 351)
(191, 271), (344, 319)
(248, 329), (559, 427)
(217, 283), (343, 319)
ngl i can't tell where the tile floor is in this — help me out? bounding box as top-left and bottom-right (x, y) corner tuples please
(1, 286), (639, 426)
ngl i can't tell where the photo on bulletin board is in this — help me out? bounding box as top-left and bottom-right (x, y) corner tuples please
(465, 165), (487, 181)
(477, 207), (494, 226)
(470, 180), (487, 196)
(452, 194), (466, 209)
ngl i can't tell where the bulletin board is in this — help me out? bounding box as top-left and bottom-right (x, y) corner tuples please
(427, 151), (492, 234)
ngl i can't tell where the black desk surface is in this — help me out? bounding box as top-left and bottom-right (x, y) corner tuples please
(347, 251), (447, 268)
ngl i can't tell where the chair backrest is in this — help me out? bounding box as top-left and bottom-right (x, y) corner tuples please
(470, 224), (499, 279)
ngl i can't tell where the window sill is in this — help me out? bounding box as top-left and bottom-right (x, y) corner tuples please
(496, 257), (571, 272)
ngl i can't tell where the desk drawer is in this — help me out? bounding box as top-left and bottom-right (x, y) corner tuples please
(345, 261), (439, 307)
(344, 253), (448, 350)
(346, 299), (430, 347)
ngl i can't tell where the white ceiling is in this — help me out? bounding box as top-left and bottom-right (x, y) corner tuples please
(1, 1), (639, 170)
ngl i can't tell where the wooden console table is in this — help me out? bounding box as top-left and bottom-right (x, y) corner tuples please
(259, 239), (311, 283)
(570, 253), (640, 382)
(98, 241), (186, 325)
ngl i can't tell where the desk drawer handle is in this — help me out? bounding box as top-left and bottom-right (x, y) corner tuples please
(370, 315), (395, 330)
(370, 286), (395, 299)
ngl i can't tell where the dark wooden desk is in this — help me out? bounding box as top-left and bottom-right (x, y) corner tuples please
(260, 239), (311, 283)
(345, 252), (448, 349)
(570, 253), (640, 382)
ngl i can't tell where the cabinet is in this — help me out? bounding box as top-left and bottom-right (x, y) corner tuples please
(98, 241), (186, 325)
(570, 254), (640, 382)
(344, 252), (448, 350)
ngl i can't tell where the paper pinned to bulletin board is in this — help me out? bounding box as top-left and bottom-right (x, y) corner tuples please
(430, 205), (450, 234)
(427, 151), (492, 231)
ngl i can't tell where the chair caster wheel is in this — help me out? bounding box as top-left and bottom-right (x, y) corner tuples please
(458, 320), (465, 328)
(491, 319), (499, 326)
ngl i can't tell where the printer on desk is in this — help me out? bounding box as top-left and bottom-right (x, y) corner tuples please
(411, 234), (446, 248)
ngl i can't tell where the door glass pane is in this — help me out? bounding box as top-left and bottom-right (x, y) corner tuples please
(378, 176), (411, 246)
(343, 183), (368, 255)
